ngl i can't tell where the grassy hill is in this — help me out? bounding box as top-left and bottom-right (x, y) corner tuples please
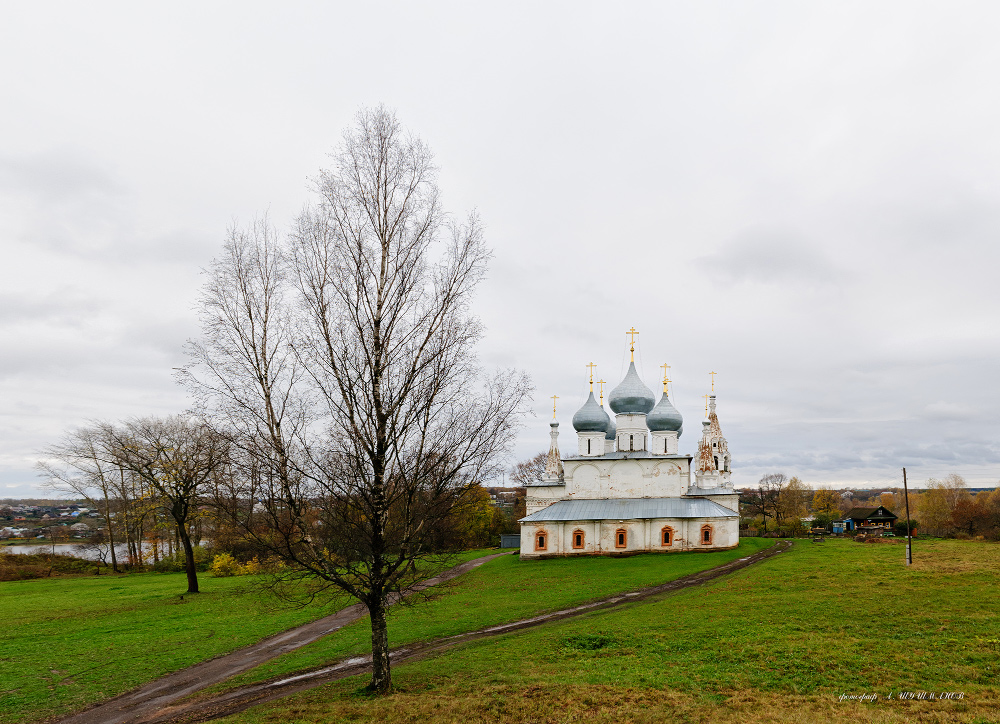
(0, 542), (769, 723)
(213, 539), (1000, 724)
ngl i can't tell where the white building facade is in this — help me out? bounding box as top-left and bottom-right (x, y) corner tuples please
(520, 351), (739, 558)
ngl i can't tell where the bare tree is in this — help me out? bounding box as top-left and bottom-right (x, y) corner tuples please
(509, 452), (547, 486)
(759, 473), (789, 527)
(182, 106), (531, 694)
(39, 424), (123, 572)
(110, 416), (228, 593)
(743, 473), (787, 533)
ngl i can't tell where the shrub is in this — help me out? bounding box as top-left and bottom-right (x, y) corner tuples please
(778, 519), (807, 538)
(209, 552), (242, 577)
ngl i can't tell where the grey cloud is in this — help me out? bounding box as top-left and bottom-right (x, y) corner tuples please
(0, 151), (215, 266)
(5, 3), (1000, 496)
(0, 150), (120, 203)
(120, 317), (201, 361)
(700, 229), (849, 286)
(0, 291), (107, 325)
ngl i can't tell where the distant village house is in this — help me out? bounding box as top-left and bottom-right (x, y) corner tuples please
(835, 506), (898, 534)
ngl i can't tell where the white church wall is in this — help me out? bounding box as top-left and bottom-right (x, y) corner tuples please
(650, 461), (684, 496)
(567, 463), (600, 497)
(650, 431), (679, 455)
(561, 520), (599, 553)
(560, 457), (692, 499)
(576, 432), (605, 457)
(522, 523), (558, 555)
(608, 460), (644, 497)
(699, 493), (740, 513)
(519, 516), (738, 558)
(525, 483), (564, 515)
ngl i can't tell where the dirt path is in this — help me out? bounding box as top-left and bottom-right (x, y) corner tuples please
(140, 541), (792, 724)
(56, 552), (512, 724)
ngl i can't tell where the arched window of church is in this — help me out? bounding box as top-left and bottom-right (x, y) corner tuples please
(629, 434), (634, 451)
(535, 530), (548, 551)
(664, 438), (668, 453)
(701, 525), (713, 545)
(587, 439), (591, 454)
(714, 456), (719, 469)
(661, 526), (673, 546)
(572, 529), (585, 549)
(615, 528), (627, 548)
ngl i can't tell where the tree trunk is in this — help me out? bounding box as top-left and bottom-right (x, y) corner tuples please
(177, 524), (199, 593)
(104, 497), (118, 573)
(367, 596), (392, 694)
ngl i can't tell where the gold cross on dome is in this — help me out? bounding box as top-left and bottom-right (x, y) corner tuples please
(597, 379), (607, 405)
(660, 363), (671, 394)
(709, 371), (717, 392)
(586, 362), (597, 390)
(627, 327), (639, 361)
(702, 393), (709, 417)
(551, 395), (559, 419)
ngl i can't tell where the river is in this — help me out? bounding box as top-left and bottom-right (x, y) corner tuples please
(2, 542), (155, 561)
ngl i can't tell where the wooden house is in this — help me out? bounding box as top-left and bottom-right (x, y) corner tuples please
(838, 506), (898, 533)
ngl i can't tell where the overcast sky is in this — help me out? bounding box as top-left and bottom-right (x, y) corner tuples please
(3, 1), (999, 497)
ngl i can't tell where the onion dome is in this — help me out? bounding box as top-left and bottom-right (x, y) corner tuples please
(647, 392), (684, 434)
(605, 416), (616, 440)
(572, 392), (610, 433)
(608, 362), (655, 414)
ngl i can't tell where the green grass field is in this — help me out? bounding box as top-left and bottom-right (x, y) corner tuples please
(212, 539), (1000, 724)
(0, 549), (492, 723)
(200, 539), (774, 694)
(0, 570), (336, 723)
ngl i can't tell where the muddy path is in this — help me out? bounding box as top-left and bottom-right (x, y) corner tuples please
(55, 551), (513, 724)
(141, 541), (792, 724)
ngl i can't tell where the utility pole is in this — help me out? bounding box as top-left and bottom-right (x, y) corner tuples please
(903, 467), (913, 565)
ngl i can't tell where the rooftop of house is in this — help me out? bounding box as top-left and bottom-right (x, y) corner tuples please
(842, 506), (898, 521)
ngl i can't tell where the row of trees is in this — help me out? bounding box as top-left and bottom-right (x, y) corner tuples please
(41, 418), (521, 580)
(38, 107), (530, 694)
(40, 417), (226, 591)
(901, 475), (1000, 539)
(742, 472), (1000, 540)
(740, 474), (811, 534)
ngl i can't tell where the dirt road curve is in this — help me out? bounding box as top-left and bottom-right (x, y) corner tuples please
(56, 551), (513, 724)
(142, 540), (790, 724)
(58, 541), (790, 724)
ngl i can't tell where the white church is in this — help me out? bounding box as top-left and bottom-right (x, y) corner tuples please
(519, 335), (739, 558)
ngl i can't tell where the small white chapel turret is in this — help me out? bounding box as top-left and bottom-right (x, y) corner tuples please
(542, 394), (564, 482)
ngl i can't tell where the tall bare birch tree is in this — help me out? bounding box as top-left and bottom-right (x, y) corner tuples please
(182, 106), (530, 693)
